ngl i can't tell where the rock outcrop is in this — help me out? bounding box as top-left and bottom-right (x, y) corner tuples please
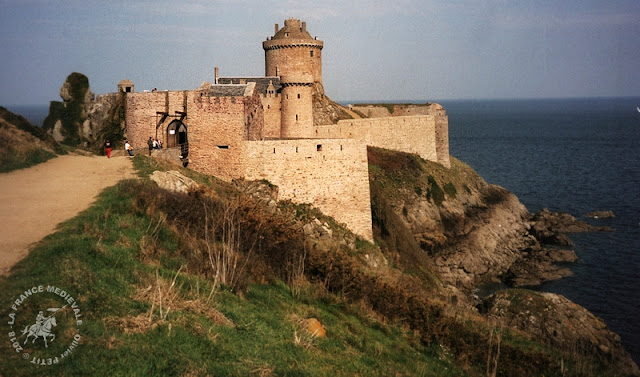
(43, 72), (124, 150)
(586, 210), (615, 219)
(369, 149), (616, 292)
(481, 290), (640, 376)
(368, 146), (639, 375)
(311, 84), (354, 126)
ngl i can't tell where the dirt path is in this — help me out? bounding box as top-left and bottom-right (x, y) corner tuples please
(0, 154), (135, 275)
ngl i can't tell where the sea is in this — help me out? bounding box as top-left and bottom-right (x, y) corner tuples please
(6, 98), (640, 363)
(440, 97), (640, 364)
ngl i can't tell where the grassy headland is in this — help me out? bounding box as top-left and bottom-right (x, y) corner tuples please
(0, 154), (632, 376)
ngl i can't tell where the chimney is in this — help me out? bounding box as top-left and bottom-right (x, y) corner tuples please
(275, 23), (279, 34)
(302, 21), (306, 32)
(214, 66), (219, 85)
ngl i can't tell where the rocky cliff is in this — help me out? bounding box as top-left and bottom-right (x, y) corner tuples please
(43, 72), (125, 149)
(367, 146), (638, 375)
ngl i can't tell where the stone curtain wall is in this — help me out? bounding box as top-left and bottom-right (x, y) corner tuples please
(314, 115), (450, 167)
(243, 139), (373, 241)
(435, 113), (450, 167)
(186, 91), (263, 179)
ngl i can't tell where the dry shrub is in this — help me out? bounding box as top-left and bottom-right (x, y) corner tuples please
(125, 180), (308, 294)
(106, 266), (234, 335)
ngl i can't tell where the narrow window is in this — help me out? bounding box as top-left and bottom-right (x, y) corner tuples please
(297, 93), (301, 99)
(310, 50), (314, 57)
(273, 148), (276, 154)
(296, 146), (298, 153)
(316, 144), (322, 152)
(340, 145), (343, 151)
(296, 114), (298, 121)
(217, 145), (229, 149)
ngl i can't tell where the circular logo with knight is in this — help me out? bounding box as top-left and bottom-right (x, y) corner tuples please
(6, 285), (82, 366)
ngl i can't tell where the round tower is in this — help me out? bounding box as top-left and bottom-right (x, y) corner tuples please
(263, 18), (323, 85)
(280, 74), (314, 138)
(263, 18), (322, 138)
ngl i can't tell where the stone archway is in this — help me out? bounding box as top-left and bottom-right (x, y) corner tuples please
(166, 120), (188, 157)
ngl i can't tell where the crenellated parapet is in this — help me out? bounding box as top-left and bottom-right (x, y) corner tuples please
(263, 18), (323, 86)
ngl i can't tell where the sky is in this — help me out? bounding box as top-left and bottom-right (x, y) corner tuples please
(1, 0), (639, 106)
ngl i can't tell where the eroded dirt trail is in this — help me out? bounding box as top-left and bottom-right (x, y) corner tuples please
(0, 154), (135, 275)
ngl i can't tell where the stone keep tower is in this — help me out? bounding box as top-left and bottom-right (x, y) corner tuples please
(263, 18), (323, 138)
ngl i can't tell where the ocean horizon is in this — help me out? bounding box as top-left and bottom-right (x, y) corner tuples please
(5, 96), (640, 363)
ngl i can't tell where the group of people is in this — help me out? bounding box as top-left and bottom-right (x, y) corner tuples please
(103, 136), (162, 158)
(147, 137), (162, 156)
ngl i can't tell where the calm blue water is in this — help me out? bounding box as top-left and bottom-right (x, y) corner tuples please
(442, 97), (640, 364)
(8, 99), (640, 363)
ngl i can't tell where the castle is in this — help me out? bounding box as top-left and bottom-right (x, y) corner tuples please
(121, 18), (450, 241)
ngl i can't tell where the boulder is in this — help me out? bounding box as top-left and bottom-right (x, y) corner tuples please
(150, 170), (198, 194)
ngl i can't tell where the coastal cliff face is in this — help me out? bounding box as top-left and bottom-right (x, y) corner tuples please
(369, 147), (568, 291)
(368, 146), (639, 375)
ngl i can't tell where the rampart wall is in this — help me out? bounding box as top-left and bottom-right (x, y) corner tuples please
(313, 115), (450, 167)
(243, 139), (373, 241)
(186, 91), (263, 179)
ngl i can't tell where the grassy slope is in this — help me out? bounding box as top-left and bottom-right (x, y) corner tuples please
(0, 154), (626, 377)
(0, 107), (64, 172)
(0, 156), (462, 377)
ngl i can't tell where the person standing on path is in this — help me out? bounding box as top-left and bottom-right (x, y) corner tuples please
(104, 139), (112, 158)
(147, 137), (154, 156)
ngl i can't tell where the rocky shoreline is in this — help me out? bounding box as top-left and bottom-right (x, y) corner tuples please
(368, 151), (639, 375)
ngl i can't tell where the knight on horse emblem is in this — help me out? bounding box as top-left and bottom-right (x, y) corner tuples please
(22, 305), (66, 348)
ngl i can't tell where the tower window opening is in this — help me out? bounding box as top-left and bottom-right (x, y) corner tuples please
(316, 144), (322, 152)
(296, 114), (298, 121)
(297, 93), (301, 99)
(273, 148), (276, 154)
(296, 146), (298, 153)
(310, 50), (314, 57)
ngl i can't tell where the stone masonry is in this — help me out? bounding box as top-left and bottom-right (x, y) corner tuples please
(119, 17), (450, 242)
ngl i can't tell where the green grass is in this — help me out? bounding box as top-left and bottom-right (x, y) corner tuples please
(0, 148), (57, 173)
